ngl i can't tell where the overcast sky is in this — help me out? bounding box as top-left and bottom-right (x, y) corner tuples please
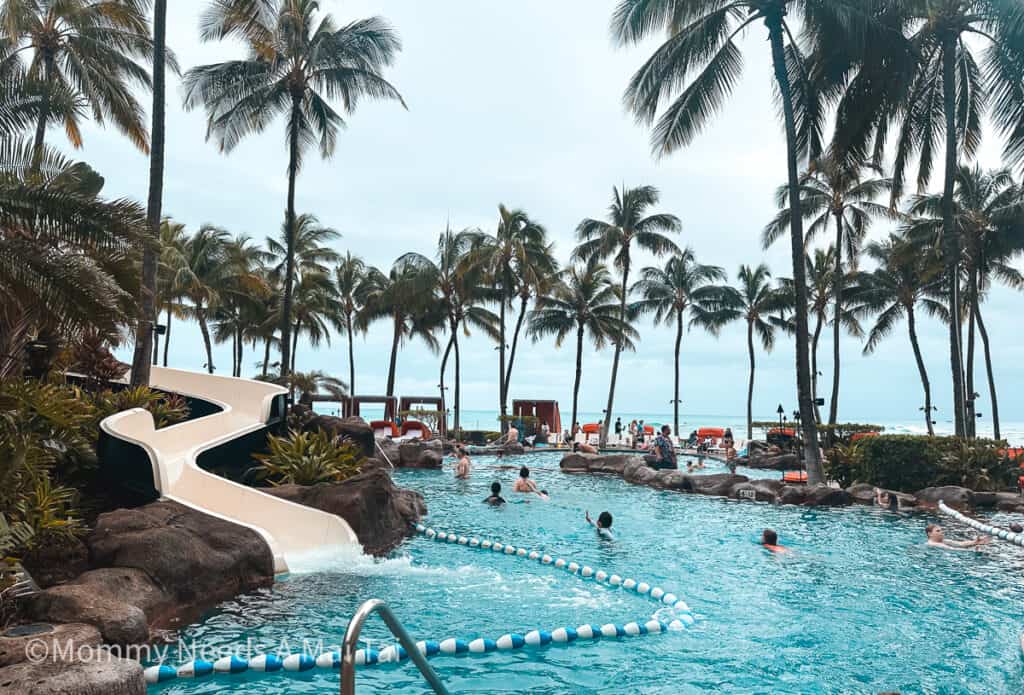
(88, 1), (1022, 426)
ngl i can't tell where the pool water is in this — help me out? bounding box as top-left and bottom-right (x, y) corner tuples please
(153, 452), (1024, 694)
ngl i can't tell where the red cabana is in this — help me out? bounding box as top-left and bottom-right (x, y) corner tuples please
(398, 396), (446, 438)
(512, 400), (562, 436)
(400, 421), (432, 440)
(342, 395), (397, 422)
(370, 420), (399, 437)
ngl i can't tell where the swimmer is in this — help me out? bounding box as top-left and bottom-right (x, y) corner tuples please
(761, 528), (789, 553)
(573, 441), (598, 455)
(513, 466), (539, 493)
(925, 524), (990, 550)
(585, 510), (613, 539)
(483, 481), (505, 506)
(454, 447), (471, 479)
(873, 487), (901, 511)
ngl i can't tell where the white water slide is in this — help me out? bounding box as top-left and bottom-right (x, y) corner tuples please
(100, 366), (358, 574)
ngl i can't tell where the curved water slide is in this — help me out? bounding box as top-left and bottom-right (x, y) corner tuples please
(100, 366), (358, 574)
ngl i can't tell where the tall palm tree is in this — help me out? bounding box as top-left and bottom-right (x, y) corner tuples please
(154, 218), (189, 366)
(130, 0), (170, 387)
(175, 225), (230, 373)
(610, 0), (890, 482)
(399, 227), (499, 433)
(0, 140), (145, 378)
(764, 155), (891, 425)
(904, 166), (1024, 440)
(574, 184), (680, 444)
(334, 252), (368, 413)
(184, 0), (405, 382)
(358, 260), (444, 400)
(843, 0), (1024, 436)
(854, 236), (948, 436)
(704, 264), (789, 441)
(212, 234), (270, 376)
(0, 0), (163, 166)
(630, 249), (726, 436)
(286, 271), (342, 374)
(528, 261), (637, 432)
(468, 205), (550, 430)
(266, 213), (340, 281)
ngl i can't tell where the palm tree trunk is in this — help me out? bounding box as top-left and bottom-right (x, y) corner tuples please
(346, 312), (356, 416)
(941, 36), (966, 436)
(291, 319), (300, 374)
(262, 336), (271, 377)
(498, 298), (507, 432)
(236, 326), (244, 377)
(746, 319), (755, 441)
(767, 16), (821, 482)
(673, 308), (683, 436)
(152, 322), (160, 365)
(162, 306), (171, 367)
(828, 210), (843, 426)
(601, 251), (630, 446)
(385, 315), (401, 399)
(453, 332), (462, 433)
(965, 276), (977, 439)
(197, 307), (214, 374)
(504, 295), (528, 395)
(130, 0), (166, 387)
(811, 312), (823, 424)
(572, 324), (585, 433)
(439, 331), (455, 427)
(279, 98), (302, 383)
(974, 297), (1000, 440)
(231, 331), (238, 377)
(907, 305), (934, 436)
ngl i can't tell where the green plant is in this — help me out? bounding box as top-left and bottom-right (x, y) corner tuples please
(14, 477), (83, 543)
(253, 430), (363, 486)
(91, 386), (189, 429)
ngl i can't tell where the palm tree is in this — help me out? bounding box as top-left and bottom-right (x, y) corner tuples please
(574, 184), (680, 444)
(0, 140), (145, 378)
(528, 261), (637, 432)
(630, 249), (726, 436)
(212, 235), (270, 376)
(904, 166), (1024, 440)
(286, 271), (342, 374)
(358, 260), (444, 400)
(844, 0), (1024, 436)
(609, 0), (889, 482)
(398, 227), (499, 433)
(764, 155), (891, 425)
(184, 0), (405, 382)
(704, 264), (789, 441)
(266, 213), (341, 281)
(175, 225), (230, 373)
(334, 252), (368, 413)
(289, 370), (347, 405)
(154, 219), (189, 366)
(0, 0), (159, 164)
(468, 205), (550, 429)
(855, 236), (948, 436)
(130, 0), (170, 387)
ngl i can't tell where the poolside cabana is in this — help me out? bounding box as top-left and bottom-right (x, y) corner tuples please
(512, 400), (561, 444)
(398, 396), (446, 439)
(341, 395), (397, 422)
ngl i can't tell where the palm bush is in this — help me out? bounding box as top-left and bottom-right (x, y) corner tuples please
(253, 430), (363, 486)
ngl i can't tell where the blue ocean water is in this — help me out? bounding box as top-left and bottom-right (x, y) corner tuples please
(152, 451), (1024, 694)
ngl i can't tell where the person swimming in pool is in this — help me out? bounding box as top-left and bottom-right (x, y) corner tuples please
(513, 466), (539, 493)
(573, 441), (598, 454)
(925, 524), (990, 551)
(483, 481), (505, 506)
(454, 446), (471, 479)
(586, 510), (613, 539)
(761, 528), (789, 553)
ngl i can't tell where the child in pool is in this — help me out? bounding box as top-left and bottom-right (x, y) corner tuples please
(761, 528), (789, 553)
(483, 481), (505, 506)
(586, 510), (613, 539)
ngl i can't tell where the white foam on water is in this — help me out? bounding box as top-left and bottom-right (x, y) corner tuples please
(283, 545), (489, 579)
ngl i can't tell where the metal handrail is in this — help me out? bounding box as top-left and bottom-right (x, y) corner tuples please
(340, 598), (449, 695)
(375, 440), (395, 469)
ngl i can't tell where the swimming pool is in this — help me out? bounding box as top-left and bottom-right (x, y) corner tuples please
(151, 451), (1024, 694)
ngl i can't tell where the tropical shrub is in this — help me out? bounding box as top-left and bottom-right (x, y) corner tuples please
(253, 430), (363, 486)
(68, 332), (129, 390)
(824, 436), (1015, 492)
(92, 386), (190, 429)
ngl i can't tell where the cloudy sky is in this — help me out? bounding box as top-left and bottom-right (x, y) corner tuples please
(87, 1), (1022, 426)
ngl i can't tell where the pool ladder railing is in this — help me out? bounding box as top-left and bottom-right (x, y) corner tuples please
(341, 598), (450, 694)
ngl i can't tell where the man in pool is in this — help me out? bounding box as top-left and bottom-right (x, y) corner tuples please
(454, 446), (471, 479)
(585, 510), (613, 539)
(761, 528), (789, 553)
(574, 440), (598, 454)
(513, 466), (539, 493)
(925, 524), (990, 550)
(643, 425), (677, 470)
(483, 481), (505, 506)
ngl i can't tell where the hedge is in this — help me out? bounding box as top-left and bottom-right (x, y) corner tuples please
(825, 435), (1017, 492)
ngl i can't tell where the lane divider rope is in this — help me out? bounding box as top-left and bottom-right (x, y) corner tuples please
(937, 500), (1024, 547)
(144, 523), (697, 686)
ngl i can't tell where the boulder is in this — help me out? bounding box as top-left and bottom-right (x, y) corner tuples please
(87, 500), (274, 622)
(376, 439), (401, 466)
(626, 466), (660, 486)
(778, 485), (808, 506)
(559, 454), (591, 473)
(659, 471), (689, 491)
(803, 484), (851, 507)
(0, 623), (100, 668)
(397, 439), (445, 468)
(27, 569), (162, 645)
(915, 486), (974, 510)
(688, 474), (748, 497)
(0, 655), (144, 695)
(20, 535), (89, 589)
(971, 491), (997, 508)
(846, 483), (877, 505)
(592, 455), (640, 475)
(994, 492), (1024, 513)
(622, 459), (646, 482)
(503, 442), (525, 456)
(731, 479), (783, 503)
(266, 468), (426, 556)
(303, 415), (375, 458)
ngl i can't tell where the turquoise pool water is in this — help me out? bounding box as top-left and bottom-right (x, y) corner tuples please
(153, 452), (1024, 694)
